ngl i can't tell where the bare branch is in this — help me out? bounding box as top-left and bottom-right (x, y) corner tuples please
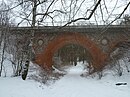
(62, 0), (102, 27)
(36, 9), (66, 16)
(103, 0), (109, 15)
(98, 1), (130, 39)
(36, 0), (47, 6)
(105, 0), (118, 22)
(88, 0), (102, 19)
(39, 0), (56, 22)
(107, 1), (130, 26)
(17, 11), (32, 26)
(71, 0), (86, 21)
(99, 3), (105, 24)
(0, 0), (30, 12)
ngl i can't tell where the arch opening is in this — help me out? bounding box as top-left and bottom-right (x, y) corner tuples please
(53, 43), (93, 72)
(34, 33), (107, 73)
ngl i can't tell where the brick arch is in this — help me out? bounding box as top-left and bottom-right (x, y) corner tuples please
(35, 33), (107, 72)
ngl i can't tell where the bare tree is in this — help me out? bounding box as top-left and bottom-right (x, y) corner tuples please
(120, 14), (130, 25)
(0, 0), (130, 77)
(108, 41), (130, 76)
(0, 1), (11, 76)
(1, 0), (129, 26)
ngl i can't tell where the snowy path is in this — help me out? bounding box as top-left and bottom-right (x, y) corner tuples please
(42, 64), (130, 97)
(0, 63), (130, 97)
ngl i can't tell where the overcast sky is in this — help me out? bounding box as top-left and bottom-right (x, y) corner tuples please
(1, 0), (130, 26)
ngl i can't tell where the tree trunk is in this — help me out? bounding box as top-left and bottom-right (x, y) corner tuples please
(32, 0), (37, 27)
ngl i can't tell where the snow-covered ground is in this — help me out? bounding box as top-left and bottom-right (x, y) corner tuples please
(0, 62), (130, 97)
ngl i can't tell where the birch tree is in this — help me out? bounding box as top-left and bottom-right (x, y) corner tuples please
(0, 1), (11, 76)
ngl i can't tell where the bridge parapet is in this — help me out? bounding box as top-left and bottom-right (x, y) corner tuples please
(4, 25), (129, 33)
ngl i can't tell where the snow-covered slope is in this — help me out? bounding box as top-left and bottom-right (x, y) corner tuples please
(0, 62), (130, 97)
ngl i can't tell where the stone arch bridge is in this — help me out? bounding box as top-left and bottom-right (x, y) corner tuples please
(8, 25), (130, 72)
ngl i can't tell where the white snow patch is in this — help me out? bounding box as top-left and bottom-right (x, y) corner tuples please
(0, 60), (130, 97)
(0, 77), (44, 97)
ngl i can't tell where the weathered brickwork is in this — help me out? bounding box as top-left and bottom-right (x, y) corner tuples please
(8, 25), (130, 72)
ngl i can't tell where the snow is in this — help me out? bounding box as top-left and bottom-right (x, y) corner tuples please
(0, 61), (130, 97)
(0, 77), (44, 97)
(1, 59), (13, 77)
